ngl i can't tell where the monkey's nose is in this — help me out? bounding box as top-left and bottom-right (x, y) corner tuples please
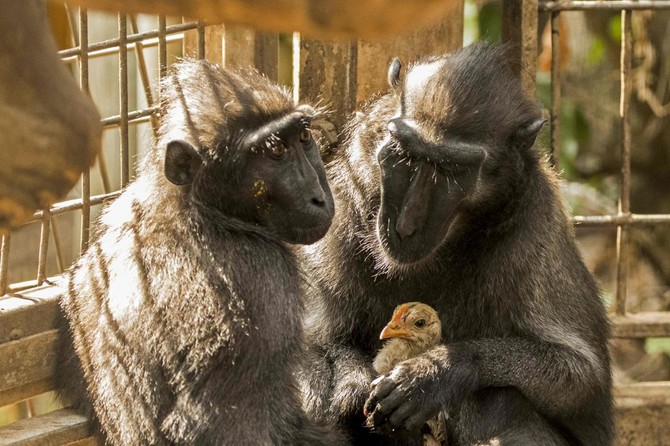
(395, 215), (416, 239)
(310, 189), (326, 207)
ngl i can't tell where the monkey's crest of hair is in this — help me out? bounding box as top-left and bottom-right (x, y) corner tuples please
(156, 59), (309, 160)
(403, 42), (540, 146)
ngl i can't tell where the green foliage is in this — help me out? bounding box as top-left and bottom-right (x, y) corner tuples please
(608, 15), (623, 43)
(478, 2), (503, 42)
(646, 337), (670, 355)
(588, 37), (606, 67)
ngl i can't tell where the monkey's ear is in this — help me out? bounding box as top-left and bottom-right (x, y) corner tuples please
(164, 139), (202, 186)
(387, 57), (402, 88)
(513, 118), (546, 150)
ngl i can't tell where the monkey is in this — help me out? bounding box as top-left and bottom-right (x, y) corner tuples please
(57, 59), (346, 445)
(298, 42), (613, 446)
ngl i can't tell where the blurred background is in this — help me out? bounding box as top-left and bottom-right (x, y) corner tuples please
(1, 0), (669, 434)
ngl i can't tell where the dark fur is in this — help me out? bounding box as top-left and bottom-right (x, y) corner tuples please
(58, 60), (345, 445)
(299, 43), (613, 445)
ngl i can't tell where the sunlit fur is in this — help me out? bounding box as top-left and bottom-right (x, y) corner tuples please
(58, 60), (342, 446)
(299, 43), (613, 446)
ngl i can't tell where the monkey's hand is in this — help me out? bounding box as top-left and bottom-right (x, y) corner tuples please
(364, 345), (478, 433)
(329, 355), (375, 420)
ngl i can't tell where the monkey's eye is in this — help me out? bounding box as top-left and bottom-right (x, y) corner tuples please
(299, 128), (312, 144)
(270, 142), (287, 159)
(414, 319), (426, 328)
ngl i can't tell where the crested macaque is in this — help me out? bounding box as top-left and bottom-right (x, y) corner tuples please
(300, 43), (613, 446)
(371, 302), (447, 446)
(58, 60), (345, 445)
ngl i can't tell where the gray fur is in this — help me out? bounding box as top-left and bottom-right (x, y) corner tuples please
(299, 43), (613, 446)
(58, 60), (344, 445)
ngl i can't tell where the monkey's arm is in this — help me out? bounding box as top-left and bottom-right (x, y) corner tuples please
(365, 338), (608, 432)
(328, 344), (376, 419)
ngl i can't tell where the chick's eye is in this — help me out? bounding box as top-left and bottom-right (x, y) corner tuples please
(271, 142), (287, 158)
(299, 128), (312, 144)
(414, 319), (425, 328)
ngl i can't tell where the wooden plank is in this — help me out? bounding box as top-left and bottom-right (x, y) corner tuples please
(502, 0), (539, 98)
(613, 312), (670, 338)
(616, 382), (670, 402)
(64, 438), (98, 446)
(614, 383), (670, 445)
(183, 23), (224, 65)
(59, 0), (459, 40)
(0, 330), (60, 407)
(222, 26), (279, 81)
(0, 299), (60, 344)
(356, 1), (464, 104)
(0, 408), (90, 446)
(297, 39), (358, 143)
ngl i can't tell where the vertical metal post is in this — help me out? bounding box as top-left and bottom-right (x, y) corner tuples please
(158, 16), (168, 80)
(550, 12), (561, 167)
(80, 8), (91, 254)
(615, 10), (632, 316)
(37, 208), (51, 285)
(119, 13), (129, 188)
(130, 16), (159, 137)
(51, 218), (66, 273)
(197, 21), (206, 59)
(0, 234), (10, 296)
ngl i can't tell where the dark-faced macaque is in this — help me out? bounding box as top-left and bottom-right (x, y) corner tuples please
(59, 60), (346, 445)
(299, 43), (613, 446)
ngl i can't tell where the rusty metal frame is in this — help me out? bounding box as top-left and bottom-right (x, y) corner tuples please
(0, 9), (206, 295)
(504, 0), (670, 341)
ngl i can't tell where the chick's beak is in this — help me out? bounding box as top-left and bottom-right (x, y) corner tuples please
(380, 324), (411, 340)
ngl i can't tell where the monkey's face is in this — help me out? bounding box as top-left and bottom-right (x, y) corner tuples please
(242, 112), (335, 245)
(376, 118), (485, 265)
(372, 47), (543, 268)
(166, 110), (334, 245)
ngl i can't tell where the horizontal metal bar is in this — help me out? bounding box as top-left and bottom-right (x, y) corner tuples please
(61, 33), (185, 63)
(572, 213), (670, 227)
(58, 22), (198, 59)
(612, 311), (670, 338)
(27, 192), (121, 224)
(540, 0), (670, 11)
(101, 106), (158, 128)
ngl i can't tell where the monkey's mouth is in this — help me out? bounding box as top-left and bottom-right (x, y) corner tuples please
(283, 206), (335, 245)
(376, 163), (467, 265)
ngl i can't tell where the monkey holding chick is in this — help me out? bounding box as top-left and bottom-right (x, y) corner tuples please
(300, 42), (613, 446)
(372, 302), (447, 446)
(58, 60), (345, 445)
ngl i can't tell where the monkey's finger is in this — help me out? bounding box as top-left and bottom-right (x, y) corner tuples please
(371, 375), (385, 387)
(387, 399), (419, 428)
(402, 408), (435, 433)
(364, 378), (397, 416)
(371, 388), (408, 427)
(375, 386), (409, 417)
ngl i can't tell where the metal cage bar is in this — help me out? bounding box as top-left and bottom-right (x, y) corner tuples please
(540, 0), (670, 11)
(119, 13), (130, 188)
(79, 8), (92, 253)
(550, 11), (561, 166)
(197, 21), (206, 59)
(0, 234), (10, 295)
(36, 207), (51, 286)
(614, 9), (633, 316)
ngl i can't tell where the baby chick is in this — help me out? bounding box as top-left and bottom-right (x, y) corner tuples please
(373, 302), (447, 446)
(373, 302), (442, 375)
